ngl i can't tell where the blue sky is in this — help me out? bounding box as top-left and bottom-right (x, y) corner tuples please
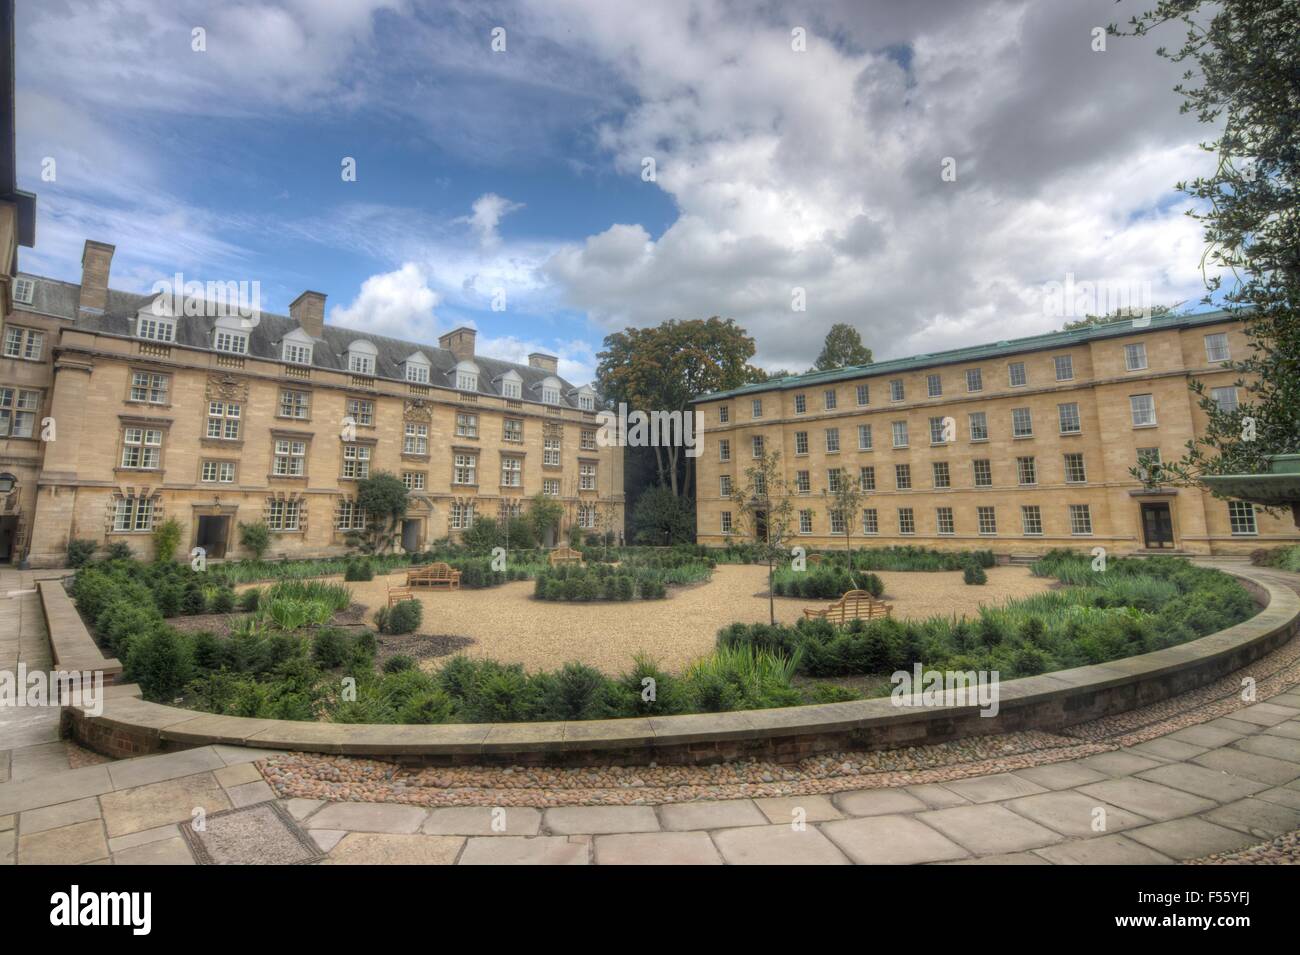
(14, 0), (1220, 382)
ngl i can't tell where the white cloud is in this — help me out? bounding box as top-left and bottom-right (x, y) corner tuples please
(461, 193), (525, 249)
(328, 262), (441, 339)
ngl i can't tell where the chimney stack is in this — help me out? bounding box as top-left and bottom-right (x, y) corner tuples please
(78, 240), (115, 313)
(289, 290), (326, 338)
(528, 352), (558, 375)
(438, 326), (477, 362)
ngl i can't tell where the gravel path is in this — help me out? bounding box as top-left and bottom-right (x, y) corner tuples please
(342, 564), (1051, 674)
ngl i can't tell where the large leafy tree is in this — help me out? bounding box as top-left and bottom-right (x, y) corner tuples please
(596, 317), (765, 498)
(812, 323), (873, 370)
(350, 472), (409, 554)
(1114, 1), (1298, 485)
(631, 485), (696, 545)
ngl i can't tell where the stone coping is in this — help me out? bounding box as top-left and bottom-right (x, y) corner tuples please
(38, 579), (123, 681)
(56, 567), (1300, 766)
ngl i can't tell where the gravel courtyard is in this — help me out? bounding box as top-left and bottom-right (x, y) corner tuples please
(345, 564), (1052, 674)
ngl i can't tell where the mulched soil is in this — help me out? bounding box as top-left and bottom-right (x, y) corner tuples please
(376, 633), (476, 667)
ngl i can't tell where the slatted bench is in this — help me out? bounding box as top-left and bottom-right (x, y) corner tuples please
(406, 562), (462, 590)
(548, 545), (584, 568)
(803, 589), (893, 625)
(387, 586), (415, 607)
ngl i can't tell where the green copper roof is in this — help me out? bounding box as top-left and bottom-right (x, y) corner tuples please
(693, 309), (1242, 403)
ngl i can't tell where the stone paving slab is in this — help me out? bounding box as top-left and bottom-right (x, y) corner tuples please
(0, 764), (114, 815)
(1075, 750), (1168, 777)
(1033, 834), (1175, 865)
(820, 814), (967, 864)
(106, 747), (227, 791)
(1003, 790), (1149, 838)
(1234, 734), (1300, 763)
(1128, 738), (1209, 762)
(226, 780), (275, 808)
(113, 837), (196, 865)
(657, 799), (767, 831)
(937, 772), (1047, 804)
(1263, 721), (1300, 740)
(1167, 724), (1249, 748)
(18, 796), (101, 836)
(1226, 702), (1299, 726)
(1077, 778), (1217, 822)
(18, 819), (108, 865)
(1193, 747), (1300, 786)
(713, 824), (851, 865)
(918, 804), (1063, 855)
(1255, 786), (1300, 810)
(458, 835), (589, 865)
(99, 773), (232, 838)
(421, 806), (543, 837)
(1202, 798), (1300, 839)
(1136, 762), (1271, 802)
(832, 787), (929, 817)
(1124, 817), (1257, 860)
(544, 805), (659, 834)
(594, 831), (722, 865)
(905, 783), (970, 808)
(1011, 763), (1109, 791)
(107, 823), (181, 854)
(304, 802), (428, 834)
(753, 794), (843, 823)
(323, 832), (463, 865)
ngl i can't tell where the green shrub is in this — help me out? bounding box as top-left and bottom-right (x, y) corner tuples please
(181, 584), (207, 616)
(384, 654), (416, 674)
(104, 541), (134, 561)
(125, 628), (194, 699)
(344, 559), (374, 582)
(209, 587), (236, 613)
(384, 599), (422, 635)
(66, 539), (97, 568)
(238, 521), (271, 560)
(397, 688), (456, 723)
(963, 563), (987, 585)
(238, 588), (262, 612)
(152, 519), (182, 563)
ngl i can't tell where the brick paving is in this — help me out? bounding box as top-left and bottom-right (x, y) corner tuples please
(2, 562), (1300, 864)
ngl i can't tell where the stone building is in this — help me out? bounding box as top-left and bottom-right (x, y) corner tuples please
(1, 241), (624, 567)
(692, 312), (1296, 557)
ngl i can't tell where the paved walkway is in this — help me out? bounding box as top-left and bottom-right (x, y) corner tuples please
(2, 563), (1299, 864)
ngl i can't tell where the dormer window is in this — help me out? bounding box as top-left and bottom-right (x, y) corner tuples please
(283, 341), (311, 365)
(136, 314), (176, 343)
(213, 328), (248, 354)
(12, 278), (34, 305)
(541, 376), (562, 406)
(577, 386), (596, 411)
(500, 370), (522, 399)
(346, 340), (378, 376)
(404, 352), (431, 384)
(455, 360), (480, 393)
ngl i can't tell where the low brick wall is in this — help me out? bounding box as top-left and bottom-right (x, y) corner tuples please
(55, 568), (1300, 767)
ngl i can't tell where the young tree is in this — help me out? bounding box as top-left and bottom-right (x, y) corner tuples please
(526, 492), (564, 546)
(733, 448), (797, 625)
(350, 472), (409, 554)
(822, 468), (867, 571)
(812, 323), (873, 370)
(1114, 1), (1299, 487)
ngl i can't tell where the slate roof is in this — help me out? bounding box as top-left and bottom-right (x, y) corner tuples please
(694, 308), (1244, 403)
(12, 273), (590, 407)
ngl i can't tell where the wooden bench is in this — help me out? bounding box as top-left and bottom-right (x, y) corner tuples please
(406, 561), (462, 590)
(548, 545), (584, 568)
(387, 586), (415, 607)
(803, 590), (893, 625)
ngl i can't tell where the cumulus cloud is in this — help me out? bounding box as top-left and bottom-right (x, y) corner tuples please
(530, 0), (1218, 370)
(328, 262), (440, 340)
(461, 193), (525, 249)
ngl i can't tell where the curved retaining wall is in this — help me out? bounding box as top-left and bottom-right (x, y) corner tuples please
(57, 567), (1300, 767)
